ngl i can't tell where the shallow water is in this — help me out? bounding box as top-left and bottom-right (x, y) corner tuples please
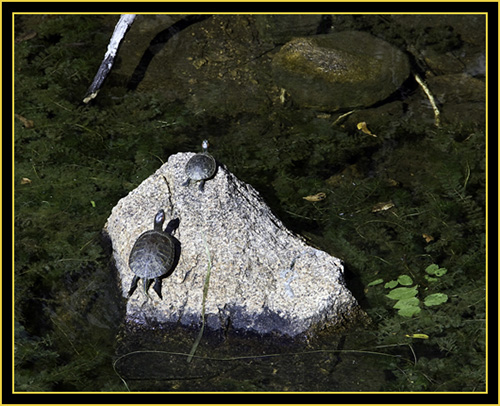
(13, 13), (487, 392)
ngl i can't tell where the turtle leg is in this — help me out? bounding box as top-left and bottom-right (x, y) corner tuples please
(198, 180), (205, 192)
(128, 275), (140, 297)
(153, 278), (163, 299)
(181, 178), (190, 187)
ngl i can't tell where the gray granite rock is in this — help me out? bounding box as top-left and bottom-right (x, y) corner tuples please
(104, 152), (360, 337)
(271, 31), (410, 111)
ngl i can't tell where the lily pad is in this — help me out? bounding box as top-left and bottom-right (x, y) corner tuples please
(424, 293), (448, 306)
(397, 275), (413, 286)
(384, 280), (398, 289)
(393, 297), (420, 309)
(367, 278), (384, 287)
(435, 267), (447, 277)
(425, 264), (447, 277)
(386, 286), (418, 300)
(397, 306), (421, 317)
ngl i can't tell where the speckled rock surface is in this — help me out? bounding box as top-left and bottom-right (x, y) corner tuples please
(103, 153), (360, 337)
(271, 31), (410, 111)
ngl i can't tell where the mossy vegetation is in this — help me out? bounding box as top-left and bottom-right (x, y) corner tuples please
(14, 14), (486, 392)
(294, 122), (486, 391)
(14, 15), (190, 391)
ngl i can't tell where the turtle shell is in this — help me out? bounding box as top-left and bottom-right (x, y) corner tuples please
(129, 230), (175, 279)
(185, 152), (216, 181)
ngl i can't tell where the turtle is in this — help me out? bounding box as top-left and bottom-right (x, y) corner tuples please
(182, 139), (216, 192)
(128, 209), (176, 299)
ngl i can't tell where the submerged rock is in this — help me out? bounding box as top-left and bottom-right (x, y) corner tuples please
(271, 31), (410, 111)
(104, 152), (361, 337)
(254, 15), (325, 44)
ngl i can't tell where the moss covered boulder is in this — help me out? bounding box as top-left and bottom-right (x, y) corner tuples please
(272, 31), (410, 111)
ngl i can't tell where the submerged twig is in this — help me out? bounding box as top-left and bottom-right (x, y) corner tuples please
(414, 73), (441, 127)
(112, 345), (414, 390)
(331, 110), (355, 126)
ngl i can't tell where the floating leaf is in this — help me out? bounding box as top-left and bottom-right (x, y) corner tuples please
(357, 121), (377, 137)
(15, 31), (37, 43)
(397, 275), (413, 286)
(425, 264), (447, 276)
(386, 286), (418, 300)
(424, 293), (448, 306)
(15, 113), (35, 128)
(405, 333), (429, 339)
(397, 306), (421, 317)
(384, 280), (398, 289)
(303, 192), (326, 202)
(434, 267), (447, 277)
(367, 278), (384, 287)
(393, 297), (420, 309)
(372, 201), (394, 212)
(422, 233), (434, 243)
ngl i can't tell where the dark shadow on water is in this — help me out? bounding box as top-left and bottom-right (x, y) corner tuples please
(127, 15), (211, 91)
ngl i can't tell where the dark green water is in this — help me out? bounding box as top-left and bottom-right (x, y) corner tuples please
(13, 14), (487, 392)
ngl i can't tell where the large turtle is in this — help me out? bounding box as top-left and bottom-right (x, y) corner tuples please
(182, 139), (216, 192)
(128, 209), (176, 299)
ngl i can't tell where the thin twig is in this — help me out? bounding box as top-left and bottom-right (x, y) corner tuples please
(414, 73), (441, 127)
(187, 235), (212, 363)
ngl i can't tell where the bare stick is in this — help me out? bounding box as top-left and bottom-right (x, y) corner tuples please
(83, 14), (136, 103)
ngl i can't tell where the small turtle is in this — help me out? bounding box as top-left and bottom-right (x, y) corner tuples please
(128, 209), (176, 299)
(182, 139), (216, 192)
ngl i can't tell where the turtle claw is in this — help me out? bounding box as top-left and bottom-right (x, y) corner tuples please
(143, 279), (153, 299)
(198, 180), (205, 192)
(182, 179), (190, 187)
(128, 275), (140, 297)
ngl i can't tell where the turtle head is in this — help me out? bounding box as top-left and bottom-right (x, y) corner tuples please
(202, 139), (209, 152)
(154, 209), (166, 231)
